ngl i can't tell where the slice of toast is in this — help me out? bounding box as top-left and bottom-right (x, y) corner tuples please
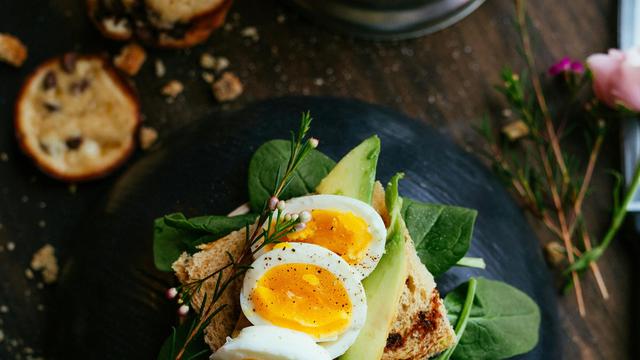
(371, 182), (455, 360)
(173, 183), (454, 358)
(172, 227), (249, 350)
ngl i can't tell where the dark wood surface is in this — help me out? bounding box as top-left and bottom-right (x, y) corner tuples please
(0, 0), (632, 359)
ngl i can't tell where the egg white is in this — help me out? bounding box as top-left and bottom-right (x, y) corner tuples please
(211, 325), (332, 360)
(254, 194), (387, 280)
(241, 242), (368, 358)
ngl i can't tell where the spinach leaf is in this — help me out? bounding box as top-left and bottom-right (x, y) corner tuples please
(153, 213), (256, 272)
(444, 277), (541, 360)
(247, 139), (335, 212)
(401, 198), (477, 276)
(157, 317), (209, 360)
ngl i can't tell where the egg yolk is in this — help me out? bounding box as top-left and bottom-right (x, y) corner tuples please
(250, 263), (352, 339)
(284, 209), (372, 264)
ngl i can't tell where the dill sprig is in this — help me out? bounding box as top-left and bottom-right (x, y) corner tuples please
(168, 112), (318, 359)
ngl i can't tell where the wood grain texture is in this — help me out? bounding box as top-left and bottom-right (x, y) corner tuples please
(0, 0), (631, 359)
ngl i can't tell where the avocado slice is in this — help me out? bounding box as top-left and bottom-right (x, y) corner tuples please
(315, 135), (380, 204)
(340, 174), (409, 360)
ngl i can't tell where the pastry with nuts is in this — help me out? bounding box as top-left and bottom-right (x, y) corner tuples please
(87, 0), (233, 48)
(15, 53), (140, 181)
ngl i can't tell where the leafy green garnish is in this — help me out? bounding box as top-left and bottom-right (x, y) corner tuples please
(434, 278), (477, 360)
(157, 317), (209, 360)
(247, 140), (335, 212)
(444, 278), (541, 360)
(401, 198), (477, 276)
(153, 213), (256, 271)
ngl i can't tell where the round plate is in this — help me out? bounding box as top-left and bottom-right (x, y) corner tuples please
(54, 97), (559, 358)
(284, 0), (486, 40)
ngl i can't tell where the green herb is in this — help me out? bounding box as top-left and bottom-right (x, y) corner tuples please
(455, 257), (486, 269)
(401, 198), (477, 276)
(247, 139), (335, 212)
(164, 112), (322, 360)
(157, 318), (209, 360)
(444, 278), (540, 360)
(153, 213), (256, 272)
(434, 278), (477, 360)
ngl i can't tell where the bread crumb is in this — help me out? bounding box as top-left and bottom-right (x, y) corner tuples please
(155, 59), (166, 78)
(544, 241), (565, 267)
(212, 72), (243, 102)
(24, 269), (34, 279)
(139, 126), (158, 150)
(0, 152), (8, 162)
(0, 305), (8, 313)
(0, 33), (27, 67)
(6, 242), (15, 251)
(215, 57), (229, 71)
(68, 184), (77, 194)
(36, 304), (44, 311)
(0, 329), (4, 342)
(202, 72), (215, 83)
(162, 80), (183, 98)
(30, 244), (58, 284)
(200, 53), (216, 69)
(113, 43), (146, 76)
(276, 14), (286, 24)
(240, 27), (259, 41)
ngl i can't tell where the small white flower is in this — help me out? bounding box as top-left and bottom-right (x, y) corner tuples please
(165, 287), (178, 299)
(299, 211), (312, 223)
(291, 213), (299, 221)
(268, 196), (279, 211)
(277, 200), (286, 211)
(284, 214), (292, 221)
(178, 304), (190, 316)
(309, 137), (319, 148)
(294, 223), (306, 232)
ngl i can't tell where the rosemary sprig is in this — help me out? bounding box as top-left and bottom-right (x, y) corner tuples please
(479, 0), (633, 317)
(167, 112), (319, 359)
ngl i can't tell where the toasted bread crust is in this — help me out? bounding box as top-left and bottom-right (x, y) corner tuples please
(0, 33), (28, 67)
(87, 0), (233, 48)
(172, 228), (250, 350)
(14, 54), (140, 182)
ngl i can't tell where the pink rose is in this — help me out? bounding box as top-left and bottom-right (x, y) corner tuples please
(587, 48), (640, 111)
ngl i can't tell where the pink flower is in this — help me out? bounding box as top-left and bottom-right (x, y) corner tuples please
(549, 57), (584, 76)
(587, 48), (640, 111)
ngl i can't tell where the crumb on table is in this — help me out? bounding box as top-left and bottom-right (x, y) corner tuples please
(139, 126), (158, 150)
(155, 59), (166, 78)
(161, 80), (184, 98)
(30, 244), (58, 284)
(113, 43), (146, 76)
(0, 33), (27, 67)
(212, 72), (243, 102)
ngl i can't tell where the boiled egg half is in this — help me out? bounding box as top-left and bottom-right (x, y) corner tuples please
(240, 242), (367, 358)
(211, 325), (331, 360)
(254, 194), (387, 279)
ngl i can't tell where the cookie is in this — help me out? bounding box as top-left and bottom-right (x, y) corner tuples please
(15, 54), (140, 181)
(87, 0), (233, 48)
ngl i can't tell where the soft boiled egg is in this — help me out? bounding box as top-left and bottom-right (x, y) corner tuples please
(211, 325), (331, 360)
(254, 194), (387, 279)
(240, 242), (367, 358)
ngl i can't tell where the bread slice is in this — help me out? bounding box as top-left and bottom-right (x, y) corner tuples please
(173, 183), (454, 358)
(172, 227), (250, 350)
(87, 0), (233, 48)
(371, 182), (456, 359)
(15, 54), (139, 182)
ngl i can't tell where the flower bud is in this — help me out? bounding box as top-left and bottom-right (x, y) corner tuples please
(178, 304), (190, 317)
(268, 196), (279, 211)
(277, 200), (286, 211)
(165, 287), (178, 300)
(299, 211), (312, 223)
(291, 213), (299, 221)
(284, 213), (292, 222)
(294, 223), (306, 232)
(309, 138), (319, 148)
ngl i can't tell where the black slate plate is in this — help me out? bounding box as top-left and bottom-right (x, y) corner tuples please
(55, 96), (560, 359)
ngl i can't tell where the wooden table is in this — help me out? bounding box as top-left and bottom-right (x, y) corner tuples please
(0, 0), (631, 358)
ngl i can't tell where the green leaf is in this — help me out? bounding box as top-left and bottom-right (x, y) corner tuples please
(153, 213), (256, 272)
(445, 278), (541, 360)
(401, 198), (477, 276)
(157, 318), (210, 360)
(247, 139), (335, 212)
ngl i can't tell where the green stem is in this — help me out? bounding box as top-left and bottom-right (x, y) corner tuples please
(455, 257), (486, 269)
(434, 278), (478, 360)
(568, 162), (640, 273)
(597, 163), (640, 252)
